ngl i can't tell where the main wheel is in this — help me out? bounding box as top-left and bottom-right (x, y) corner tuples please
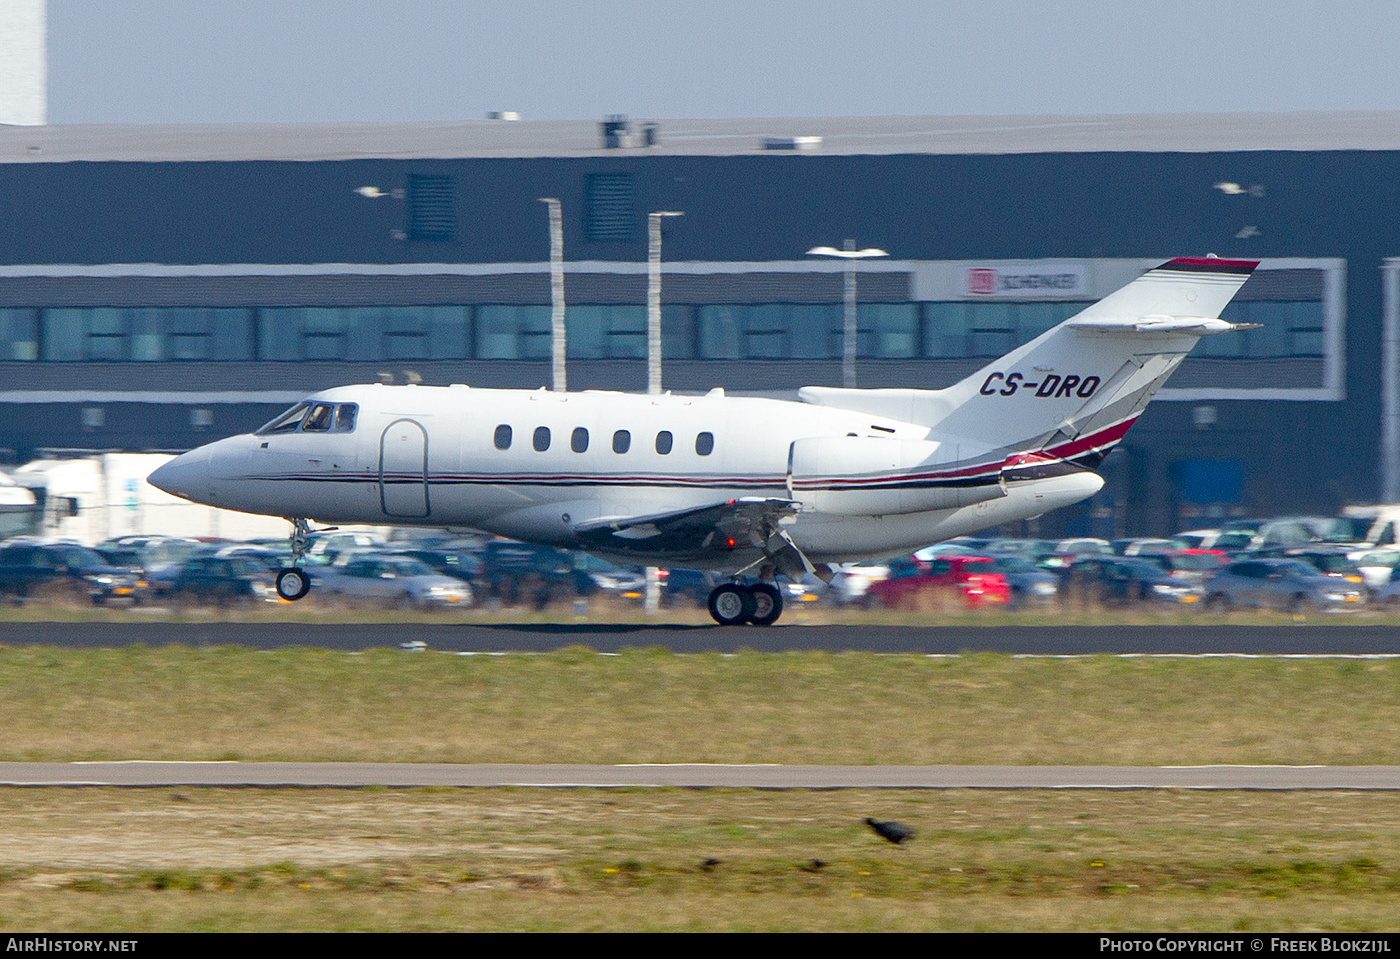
(275, 567), (311, 601)
(707, 583), (755, 626)
(748, 582), (783, 626)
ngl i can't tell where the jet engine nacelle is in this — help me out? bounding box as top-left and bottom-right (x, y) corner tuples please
(787, 436), (1006, 516)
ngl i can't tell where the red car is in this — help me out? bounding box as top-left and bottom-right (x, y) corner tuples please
(864, 555), (1012, 610)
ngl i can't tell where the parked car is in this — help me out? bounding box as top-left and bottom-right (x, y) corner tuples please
(1156, 548), (1230, 587)
(392, 546), (484, 583)
(824, 563), (891, 605)
(1038, 538), (1115, 569)
(985, 554), (1059, 607)
(1350, 549), (1400, 590)
(1059, 556), (1202, 607)
(1172, 529), (1258, 553)
(1368, 576), (1400, 608)
(779, 576), (825, 606)
(306, 531), (386, 564)
(479, 540), (593, 607)
(659, 567), (717, 608)
(212, 543), (293, 570)
(313, 555), (473, 608)
(0, 542), (145, 605)
(1205, 558), (1366, 614)
(982, 538), (1056, 562)
(96, 535), (205, 593)
(864, 556), (1011, 610)
(166, 554), (279, 606)
(1249, 547), (1367, 586)
(573, 554), (647, 598)
(1112, 538), (1182, 556)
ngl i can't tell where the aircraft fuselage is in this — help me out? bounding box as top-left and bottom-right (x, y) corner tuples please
(156, 383), (1102, 569)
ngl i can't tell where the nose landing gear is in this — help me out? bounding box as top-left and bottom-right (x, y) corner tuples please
(275, 517), (313, 601)
(706, 581), (784, 626)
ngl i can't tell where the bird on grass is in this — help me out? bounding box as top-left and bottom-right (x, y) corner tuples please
(800, 859), (828, 873)
(699, 858), (722, 872)
(865, 817), (915, 844)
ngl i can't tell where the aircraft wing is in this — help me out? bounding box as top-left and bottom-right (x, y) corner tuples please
(572, 497), (808, 572)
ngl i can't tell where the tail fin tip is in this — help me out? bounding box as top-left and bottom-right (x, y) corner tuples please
(1159, 256), (1260, 275)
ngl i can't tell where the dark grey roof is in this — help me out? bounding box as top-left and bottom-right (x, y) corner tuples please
(7, 111), (1400, 163)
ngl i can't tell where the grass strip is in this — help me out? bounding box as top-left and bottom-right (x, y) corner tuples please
(0, 788), (1396, 932)
(0, 646), (1396, 766)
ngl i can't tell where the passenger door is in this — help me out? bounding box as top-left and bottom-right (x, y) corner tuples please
(380, 419), (430, 518)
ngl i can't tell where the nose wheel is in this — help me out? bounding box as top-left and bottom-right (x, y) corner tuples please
(275, 567), (311, 601)
(276, 517), (313, 601)
(707, 582), (783, 626)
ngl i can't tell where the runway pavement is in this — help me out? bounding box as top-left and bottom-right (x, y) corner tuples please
(3, 761), (1399, 789)
(3, 621), (1400, 653)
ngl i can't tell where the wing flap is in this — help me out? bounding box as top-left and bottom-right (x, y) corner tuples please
(573, 497), (800, 562)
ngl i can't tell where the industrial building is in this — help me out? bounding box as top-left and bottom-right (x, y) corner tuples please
(2, 111), (1399, 536)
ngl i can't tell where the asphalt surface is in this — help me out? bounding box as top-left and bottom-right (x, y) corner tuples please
(4, 762), (1400, 790)
(3, 621), (1400, 654)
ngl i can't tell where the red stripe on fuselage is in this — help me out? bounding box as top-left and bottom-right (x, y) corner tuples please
(1041, 416), (1139, 460)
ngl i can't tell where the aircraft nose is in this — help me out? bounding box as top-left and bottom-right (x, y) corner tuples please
(148, 447), (212, 504)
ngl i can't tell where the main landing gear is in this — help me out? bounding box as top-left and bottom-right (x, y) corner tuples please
(707, 581), (783, 626)
(275, 517), (313, 602)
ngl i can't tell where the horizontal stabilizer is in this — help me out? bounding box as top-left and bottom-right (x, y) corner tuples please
(1066, 315), (1262, 336)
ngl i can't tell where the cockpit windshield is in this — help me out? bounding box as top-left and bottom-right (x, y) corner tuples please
(258, 403), (310, 434)
(257, 401), (359, 435)
(302, 404), (334, 432)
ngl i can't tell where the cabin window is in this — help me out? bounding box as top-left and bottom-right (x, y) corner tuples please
(533, 426), (551, 451)
(612, 430), (631, 453)
(494, 424), (512, 450)
(571, 427), (589, 453)
(334, 404), (358, 432)
(695, 431), (714, 456)
(302, 403), (334, 432)
(655, 430), (673, 454)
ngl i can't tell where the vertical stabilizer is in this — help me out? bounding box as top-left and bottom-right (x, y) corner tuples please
(923, 257), (1259, 461)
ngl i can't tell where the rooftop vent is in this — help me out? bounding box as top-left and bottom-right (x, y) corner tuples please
(599, 116), (660, 148)
(600, 115), (630, 148)
(762, 136), (822, 151)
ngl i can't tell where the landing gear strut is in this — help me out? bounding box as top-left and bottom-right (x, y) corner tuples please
(275, 517), (313, 601)
(706, 581), (784, 626)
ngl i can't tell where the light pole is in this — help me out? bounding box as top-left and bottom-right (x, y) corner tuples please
(806, 240), (889, 388)
(645, 211), (683, 616)
(648, 211), (684, 395)
(538, 198), (566, 392)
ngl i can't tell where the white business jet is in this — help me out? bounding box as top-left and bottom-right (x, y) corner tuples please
(149, 257), (1258, 625)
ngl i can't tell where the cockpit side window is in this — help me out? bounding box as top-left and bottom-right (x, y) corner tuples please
(334, 404), (358, 432)
(302, 404), (335, 432)
(258, 402), (310, 435)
